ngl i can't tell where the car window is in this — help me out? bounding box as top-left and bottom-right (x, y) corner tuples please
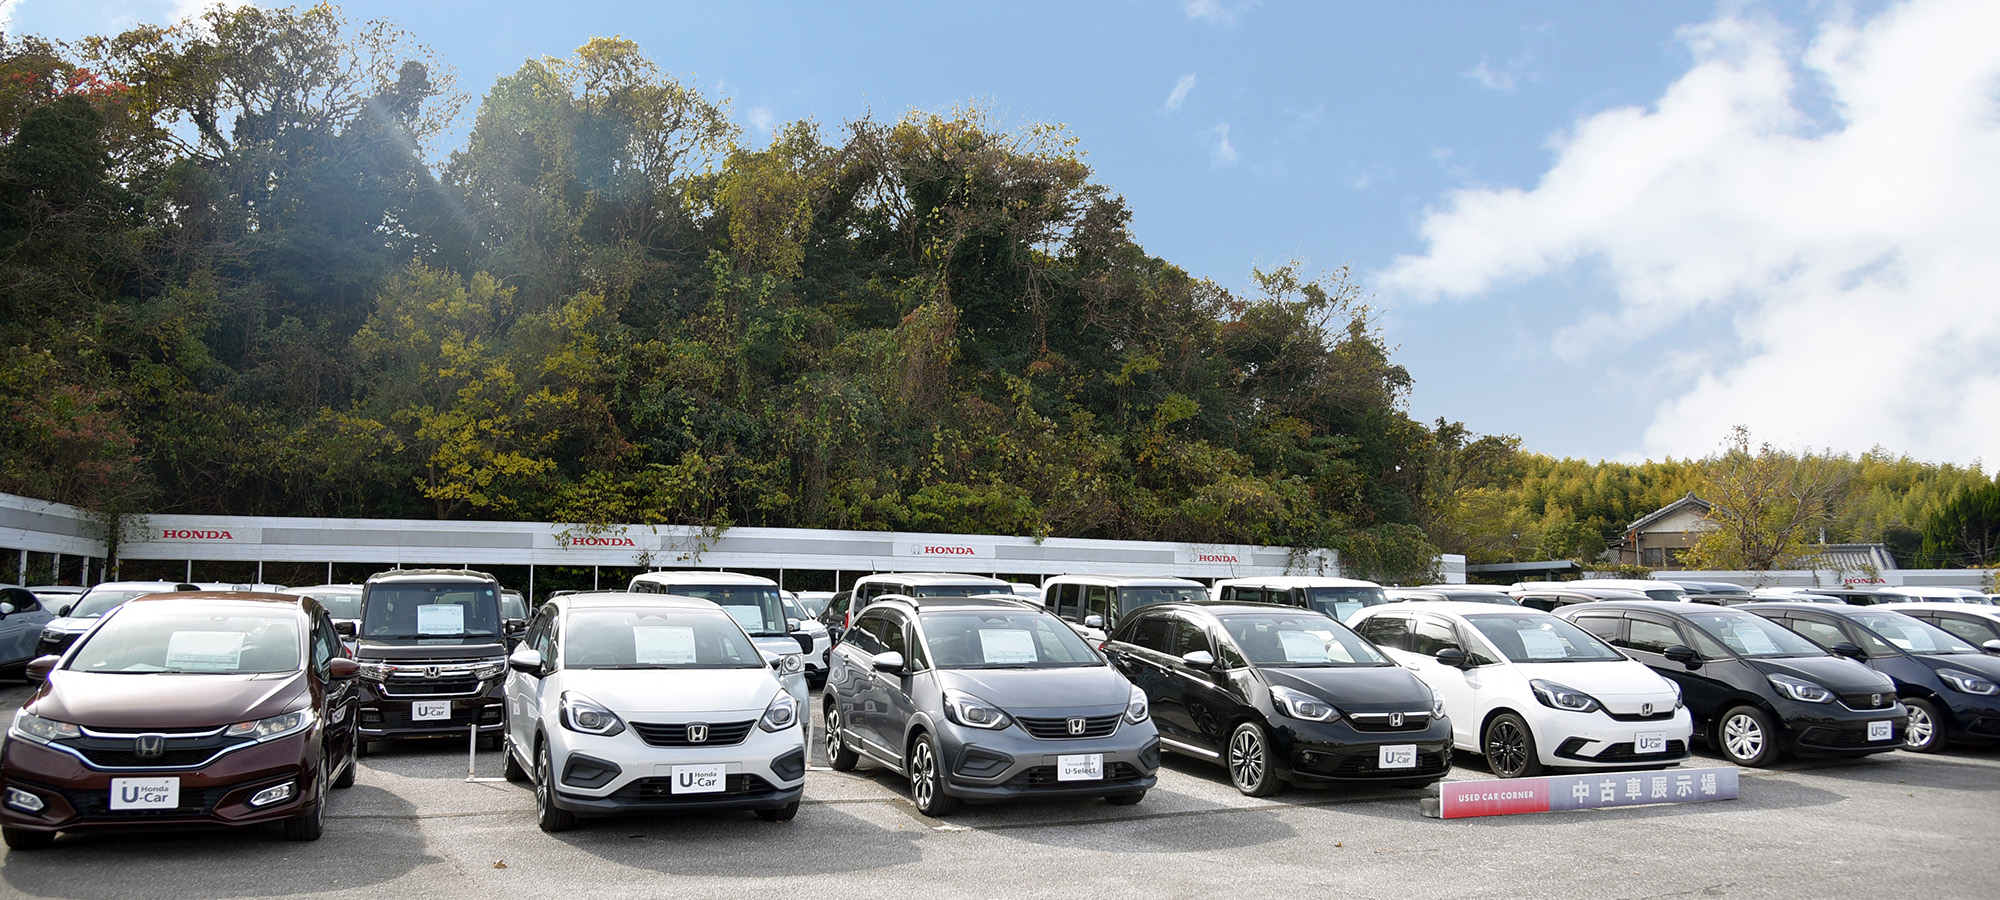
(311, 614), (336, 676)
(1463, 613), (1626, 663)
(878, 613), (907, 657)
(1117, 586), (1206, 614)
(1354, 614), (1410, 652)
(1168, 618), (1211, 658)
(1935, 616), (1998, 645)
(1627, 617), (1682, 654)
(1409, 617), (1463, 657)
(1125, 614), (1175, 652)
(1085, 585), (1114, 622)
(1302, 586), (1388, 621)
(1783, 616), (1851, 651)
(1571, 614), (1621, 642)
(920, 610), (1102, 668)
(848, 611), (890, 655)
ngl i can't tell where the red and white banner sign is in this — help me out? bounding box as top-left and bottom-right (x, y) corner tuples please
(1429, 767), (1739, 819)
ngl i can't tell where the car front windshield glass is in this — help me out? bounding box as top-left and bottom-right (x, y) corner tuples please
(68, 607), (301, 674)
(562, 608), (765, 669)
(1116, 586), (1209, 615)
(1464, 614), (1626, 663)
(71, 590), (158, 619)
(1219, 613), (1390, 667)
(1303, 587), (1389, 621)
(501, 593), (528, 620)
(361, 584), (502, 639)
(782, 595), (810, 623)
(1686, 612), (1823, 658)
(921, 610), (1102, 668)
(1848, 611), (1980, 655)
(664, 586), (788, 636)
(298, 591), (361, 619)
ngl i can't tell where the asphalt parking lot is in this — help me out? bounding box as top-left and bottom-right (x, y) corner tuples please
(1, 680), (1994, 900)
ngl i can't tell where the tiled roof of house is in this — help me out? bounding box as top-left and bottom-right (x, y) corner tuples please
(1626, 493), (1712, 533)
(1800, 543), (1898, 571)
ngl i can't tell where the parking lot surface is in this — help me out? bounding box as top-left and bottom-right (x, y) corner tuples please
(1, 680), (1994, 900)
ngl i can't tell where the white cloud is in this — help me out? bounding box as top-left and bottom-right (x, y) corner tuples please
(747, 106), (775, 134)
(1466, 58), (1524, 93)
(171, 1), (256, 23)
(1378, 0), (2000, 465)
(1184, 0), (1259, 26)
(1165, 73), (1197, 111)
(1207, 122), (1237, 165)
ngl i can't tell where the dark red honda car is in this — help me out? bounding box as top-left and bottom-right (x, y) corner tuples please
(0, 592), (361, 849)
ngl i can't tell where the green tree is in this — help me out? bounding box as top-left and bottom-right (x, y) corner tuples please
(1682, 427), (1847, 571)
(1919, 483), (2000, 568)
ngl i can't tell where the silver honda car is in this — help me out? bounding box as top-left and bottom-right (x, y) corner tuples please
(822, 594), (1159, 816)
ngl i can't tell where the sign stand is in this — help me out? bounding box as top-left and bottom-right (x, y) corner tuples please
(466, 724), (510, 783)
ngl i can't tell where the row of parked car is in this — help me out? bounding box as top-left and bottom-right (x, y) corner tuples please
(3, 568), (1995, 851)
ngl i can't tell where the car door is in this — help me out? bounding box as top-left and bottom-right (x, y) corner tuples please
(1164, 615), (1231, 754)
(1785, 611), (1929, 687)
(507, 608), (555, 755)
(1620, 612), (1730, 724)
(1929, 612), (2000, 648)
(872, 609), (921, 761)
(839, 611), (893, 757)
(0, 587), (52, 666)
(1106, 613), (1186, 741)
(309, 612), (358, 763)
(1406, 614), (1485, 748)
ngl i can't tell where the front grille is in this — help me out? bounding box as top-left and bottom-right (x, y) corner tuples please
(369, 704), (500, 730)
(1579, 740), (1688, 761)
(1320, 751), (1449, 777)
(1840, 692), (1896, 711)
(1346, 712), (1433, 732)
(60, 731), (253, 771)
(63, 784), (241, 819)
(381, 679), (483, 697)
(1005, 762), (1143, 787)
(608, 774), (776, 800)
(630, 720), (756, 747)
(1605, 709), (1680, 722)
(1016, 715), (1121, 740)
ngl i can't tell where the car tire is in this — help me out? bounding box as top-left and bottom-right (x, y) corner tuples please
(534, 741), (576, 833)
(824, 703), (859, 772)
(1902, 697), (1947, 753)
(1716, 705), (1780, 767)
(1105, 791), (1146, 806)
(1, 826), (54, 850)
(331, 734), (358, 789)
(1227, 721), (1282, 797)
(281, 761), (327, 842)
(1483, 712), (1543, 779)
(503, 736), (529, 782)
(480, 732), (503, 752)
(907, 731), (960, 817)
(756, 800), (799, 822)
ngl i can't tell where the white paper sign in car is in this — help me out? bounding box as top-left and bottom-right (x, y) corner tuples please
(417, 603), (465, 635)
(1517, 628), (1567, 659)
(722, 604), (767, 633)
(1896, 625), (1935, 652)
(1733, 625), (1778, 655)
(634, 626), (698, 665)
(165, 631), (245, 671)
(1278, 631), (1331, 663)
(979, 629), (1039, 664)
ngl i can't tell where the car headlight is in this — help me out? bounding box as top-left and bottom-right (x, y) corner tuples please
(9, 710), (81, 745)
(1530, 680), (1603, 713)
(224, 709), (314, 741)
(471, 660), (506, 680)
(942, 689), (1011, 730)
(1429, 690), (1447, 719)
(1767, 674), (1834, 703)
(771, 653), (804, 675)
(1269, 686), (1339, 722)
(357, 662), (393, 682)
(1669, 679), (1685, 709)
(559, 691), (626, 737)
(759, 691), (799, 732)
(1938, 668), (1999, 696)
(1125, 685), (1150, 724)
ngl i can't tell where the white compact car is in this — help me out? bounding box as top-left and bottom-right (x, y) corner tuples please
(502, 592), (808, 831)
(1349, 602), (1692, 778)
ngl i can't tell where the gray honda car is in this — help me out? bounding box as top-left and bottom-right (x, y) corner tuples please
(822, 595), (1159, 816)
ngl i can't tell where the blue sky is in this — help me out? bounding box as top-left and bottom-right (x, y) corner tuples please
(9, 1), (1995, 469)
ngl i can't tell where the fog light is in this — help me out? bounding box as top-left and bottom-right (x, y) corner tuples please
(247, 782), (296, 808)
(5, 786), (44, 814)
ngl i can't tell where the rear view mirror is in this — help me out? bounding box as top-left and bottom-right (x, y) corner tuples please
(1663, 644), (1701, 669)
(1830, 641), (1866, 660)
(1435, 648), (1469, 668)
(872, 651), (906, 674)
(1181, 650), (1216, 669)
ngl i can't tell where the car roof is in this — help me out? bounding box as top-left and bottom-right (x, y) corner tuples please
(857, 572), (1009, 585)
(553, 591), (724, 611)
(126, 591), (309, 610)
(869, 594), (1041, 613)
(285, 584), (362, 594)
(1136, 601), (1334, 618)
(1878, 602), (2000, 617)
(365, 569), (498, 584)
(1556, 600), (1753, 617)
(630, 571), (775, 585)
(82, 581), (198, 592)
(1356, 600), (1552, 619)
(1042, 574), (1206, 587)
(1212, 576), (1382, 589)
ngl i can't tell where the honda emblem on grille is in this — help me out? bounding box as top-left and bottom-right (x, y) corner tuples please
(134, 734), (166, 759)
(1388, 712), (1405, 728)
(1642, 702), (1654, 716)
(1872, 693), (1882, 707)
(425, 666), (441, 679)
(688, 723), (709, 743)
(1066, 717), (1086, 735)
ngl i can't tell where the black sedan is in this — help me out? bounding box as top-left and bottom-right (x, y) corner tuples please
(1559, 602), (1905, 767)
(1103, 602), (1451, 795)
(1741, 602), (2000, 752)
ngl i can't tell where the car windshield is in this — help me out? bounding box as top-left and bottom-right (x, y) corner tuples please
(1443, 591), (1518, 605)
(361, 583), (502, 640)
(1219, 613), (1390, 667)
(67, 607), (301, 674)
(294, 591), (361, 619)
(561, 607), (765, 669)
(1685, 611), (1824, 658)
(1302, 586), (1390, 621)
(910, 584), (1003, 598)
(1116, 586), (1209, 614)
(781, 594), (810, 623)
(920, 610), (1103, 669)
(1464, 613), (1626, 663)
(661, 585), (789, 636)
(70, 589), (163, 619)
(501, 592), (528, 620)
(797, 596), (830, 616)
(1849, 611), (1981, 655)
(1641, 588), (1689, 602)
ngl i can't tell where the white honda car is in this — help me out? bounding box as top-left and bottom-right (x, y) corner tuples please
(502, 592), (808, 831)
(1349, 602), (1692, 778)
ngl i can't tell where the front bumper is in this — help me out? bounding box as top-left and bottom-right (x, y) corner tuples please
(1776, 700), (1908, 756)
(356, 678), (506, 741)
(0, 731), (321, 834)
(1270, 717), (1455, 784)
(1532, 708), (1695, 770)
(938, 716), (1159, 802)
(547, 715), (807, 817)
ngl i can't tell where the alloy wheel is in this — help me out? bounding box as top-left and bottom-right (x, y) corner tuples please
(1229, 727), (1266, 790)
(1486, 720), (1527, 776)
(1905, 705), (1935, 750)
(910, 738), (937, 809)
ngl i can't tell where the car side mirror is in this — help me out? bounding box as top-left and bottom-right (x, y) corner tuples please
(1181, 650), (1216, 670)
(1663, 644), (1701, 669)
(508, 647), (545, 675)
(1084, 615), (1105, 629)
(328, 657), (359, 679)
(504, 617), (527, 634)
(872, 651), (906, 674)
(56, 604), (71, 617)
(335, 620), (357, 638)
(1829, 641), (1866, 660)
(786, 617), (801, 632)
(1435, 647), (1471, 668)
(25, 655), (59, 680)
(0, 602), (14, 617)
(1984, 639), (2000, 656)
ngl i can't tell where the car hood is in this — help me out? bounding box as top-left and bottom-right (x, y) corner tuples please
(1507, 659), (1678, 709)
(1914, 652), (2000, 681)
(42, 617), (96, 635)
(560, 668), (778, 716)
(1260, 665), (1436, 712)
(939, 665), (1130, 714)
(33, 671), (306, 730)
(1748, 655), (1895, 693)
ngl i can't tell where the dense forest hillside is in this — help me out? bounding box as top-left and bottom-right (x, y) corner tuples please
(2, 6), (1993, 578)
